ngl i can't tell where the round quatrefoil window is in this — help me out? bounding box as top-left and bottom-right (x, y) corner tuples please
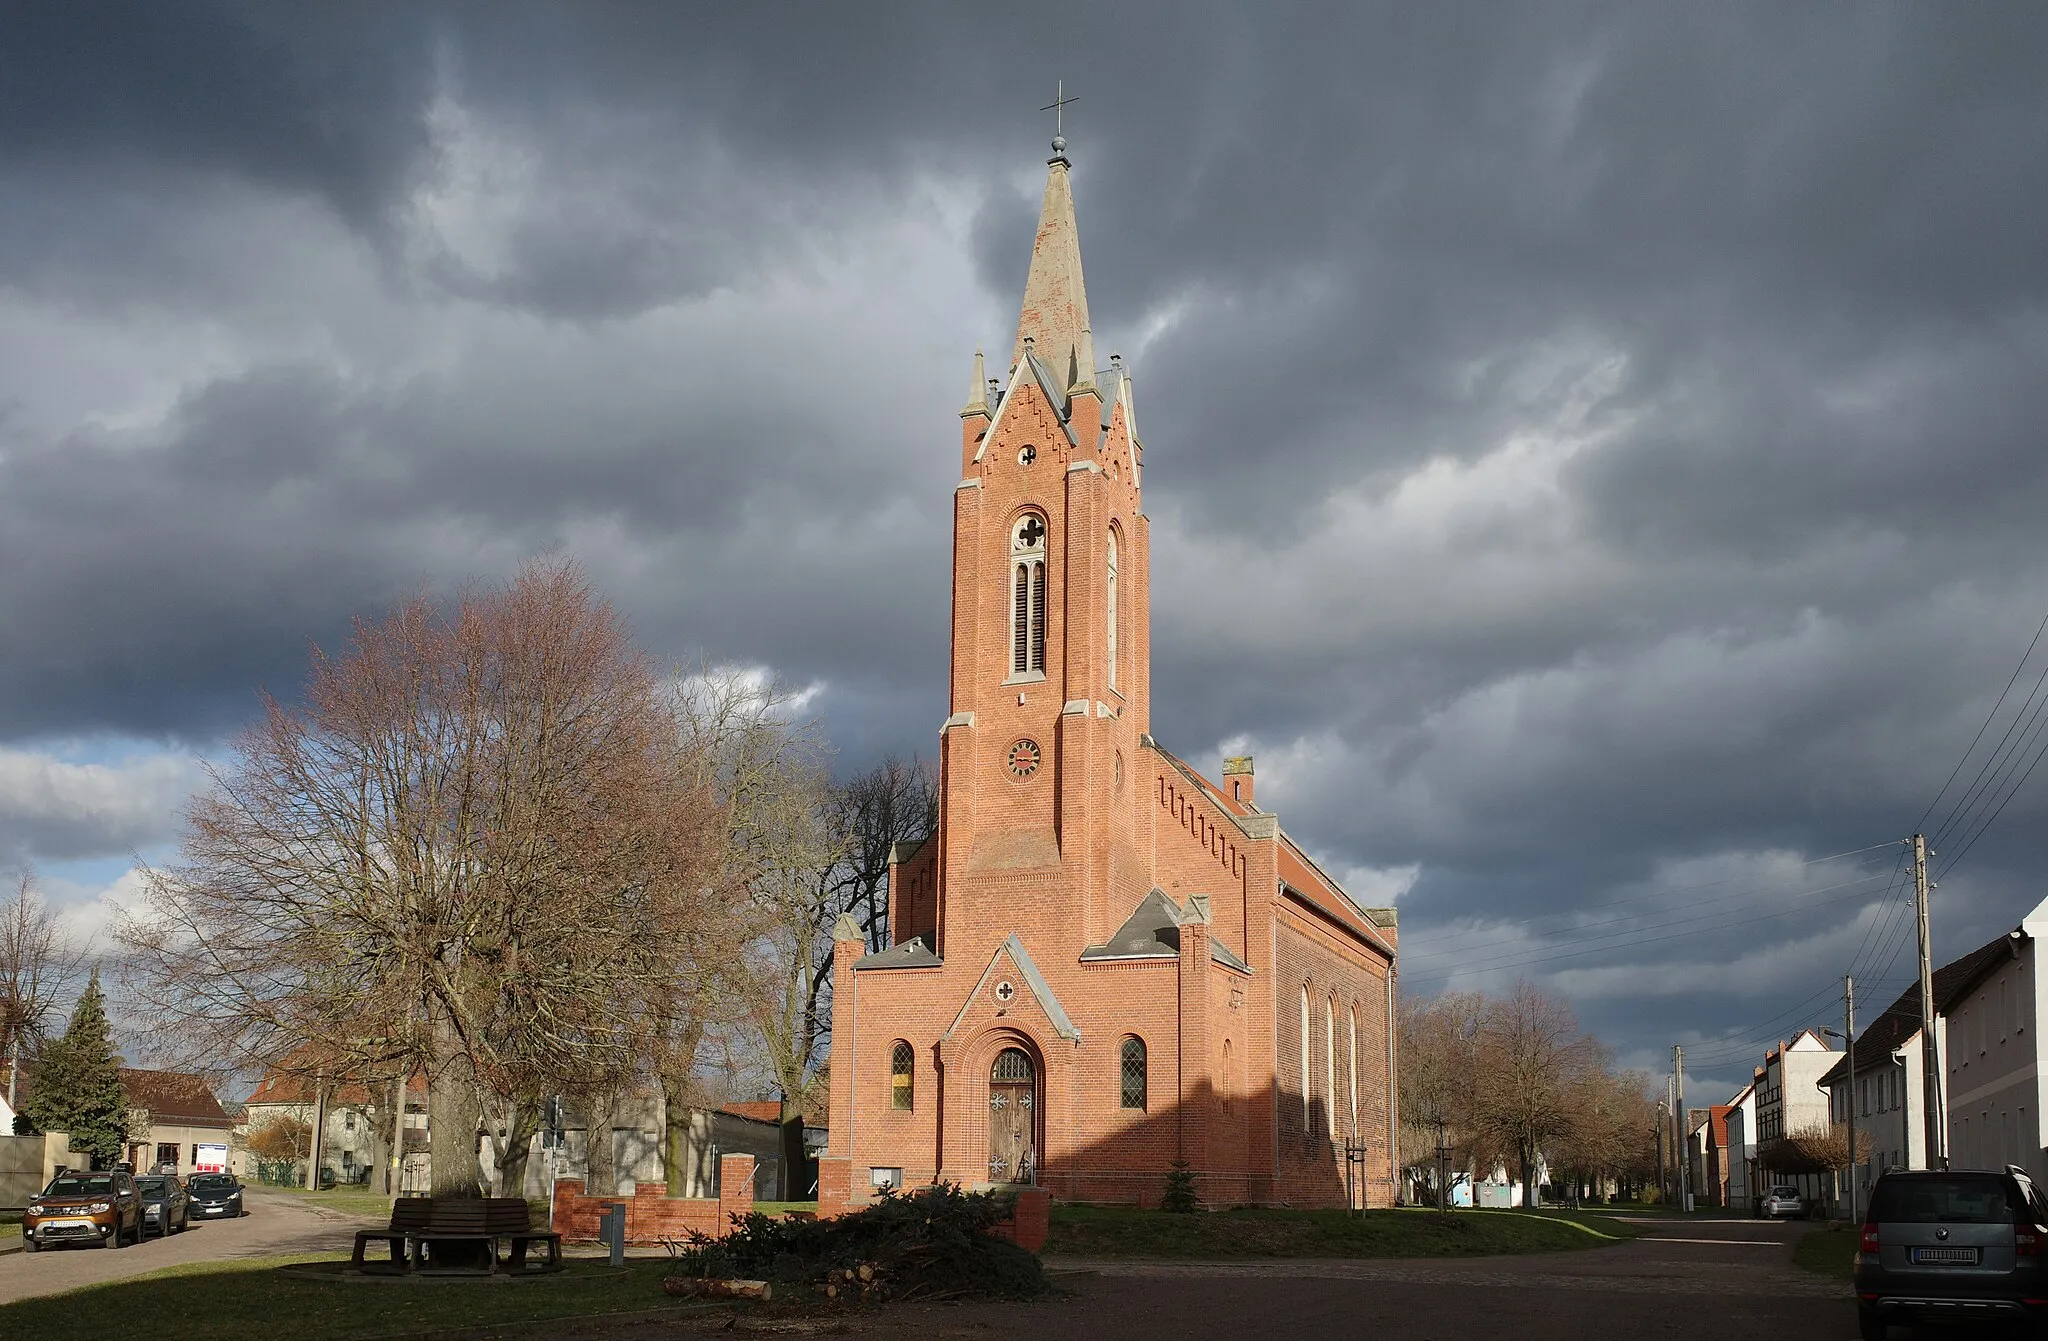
(1007, 738), (1041, 779)
(1017, 445), (1037, 466)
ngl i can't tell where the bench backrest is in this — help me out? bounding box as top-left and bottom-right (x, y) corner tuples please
(388, 1195), (531, 1234)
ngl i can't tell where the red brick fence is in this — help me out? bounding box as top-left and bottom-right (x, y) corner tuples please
(551, 1154), (755, 1245)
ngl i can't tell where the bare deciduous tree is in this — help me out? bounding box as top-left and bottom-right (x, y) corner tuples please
(0, 869), (87, 1113)
(119, 560), (722, 1198)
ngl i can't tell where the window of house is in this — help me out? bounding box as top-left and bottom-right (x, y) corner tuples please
(1324, 998), (1337, 1138)
(890, 1041), (914, 1110)
(1120, 1037), (1147, 1110)
(155, 1143), (179, 1169)
(1011, 514), (1047, 677)
(1300, 987), (1312, 1133)
(1106, 527), (1119, 691)
(345, 1110), (357, 1133)
(1348, 1005), (1359, 1138)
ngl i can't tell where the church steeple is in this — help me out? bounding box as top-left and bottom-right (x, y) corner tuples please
(1010, 137), (1093, 391)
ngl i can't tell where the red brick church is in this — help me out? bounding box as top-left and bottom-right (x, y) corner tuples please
(819, 131), (1399, 1213)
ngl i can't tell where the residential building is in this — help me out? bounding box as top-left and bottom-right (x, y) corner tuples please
(819, 129), (1398, 1215)
(1753, 1030), (1841, 1209)
(1724, 1078), (1758, 1208)
(1939, 901), (2048, 1183)
(241, 1065), (425, 1187)
(119, 1069), (233, 1176)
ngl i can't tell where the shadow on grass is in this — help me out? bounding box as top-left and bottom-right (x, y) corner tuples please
(0, 1253), (689, 1341)
(1794, 1226), (1857, 1281)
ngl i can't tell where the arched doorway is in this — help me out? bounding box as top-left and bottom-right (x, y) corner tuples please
(988, 1047), (1037, 1184)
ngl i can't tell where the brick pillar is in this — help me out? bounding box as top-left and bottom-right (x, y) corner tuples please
(718, 1154), (756, 1221)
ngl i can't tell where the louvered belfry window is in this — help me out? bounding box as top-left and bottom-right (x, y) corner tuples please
(1119, 1037), (1147, 1110)
(1011, 514), (1047, 675)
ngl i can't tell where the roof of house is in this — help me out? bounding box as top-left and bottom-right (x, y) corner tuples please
(1709, 1104), (1733, 1147)
(1816, 929), (2025, 1090)
(120, 1069), (230, 1128)
(246, 1058), (426, 1110)
(722, 1101), (784, 1124)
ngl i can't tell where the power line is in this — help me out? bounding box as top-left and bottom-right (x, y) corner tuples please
(1398, 850), (1896, 967)
(1398, 842), (1898, 954)
(1931, 654), (2048, 851)
(1400, 872), (1895, 986)
(1917, 610), (2048, 832)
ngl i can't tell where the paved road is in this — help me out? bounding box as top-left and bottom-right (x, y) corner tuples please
(0, 1186), (377, 1306)
(617, 1216), (1858, 1341)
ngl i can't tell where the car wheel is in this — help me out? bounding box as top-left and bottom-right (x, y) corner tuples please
(1856, 1304), (1887, 1340)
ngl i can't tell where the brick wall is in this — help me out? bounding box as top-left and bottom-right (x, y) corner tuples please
(550, 1154), (755, 1245)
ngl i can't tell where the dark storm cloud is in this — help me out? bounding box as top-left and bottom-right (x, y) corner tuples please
(3, 0), (2047, 1084)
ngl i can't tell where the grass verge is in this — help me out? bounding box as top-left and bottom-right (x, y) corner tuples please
(1044, 1205), (1643, 1259)
(0, 1253), (691, 1341)
(752, 1200), (819, 1217)
(1794, 1225), (1858, 1280)
(249, 1184), (396, 1220)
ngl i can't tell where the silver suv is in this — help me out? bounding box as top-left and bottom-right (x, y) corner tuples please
(1855, 1166), (2048, 1339)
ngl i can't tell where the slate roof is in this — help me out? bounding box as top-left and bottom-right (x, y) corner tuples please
(1816, 930), (2025, 1089)
(1079, 888), (1254, 973)
(120, 1069), (230, 1128)
(852, 935), (943, 971)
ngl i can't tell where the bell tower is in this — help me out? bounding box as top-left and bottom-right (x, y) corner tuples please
(933, 130), (1152, 953)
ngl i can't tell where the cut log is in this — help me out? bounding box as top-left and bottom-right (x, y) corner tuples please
(663, 1277), (773, 1301)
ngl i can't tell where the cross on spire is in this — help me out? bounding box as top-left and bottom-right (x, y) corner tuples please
(1040, 81), (1078, 147)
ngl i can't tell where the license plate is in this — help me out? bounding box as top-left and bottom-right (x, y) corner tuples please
(1911, 1246), (1980, 1265)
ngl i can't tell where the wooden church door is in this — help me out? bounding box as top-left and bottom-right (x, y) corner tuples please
(988, 1047), (1037, 1184)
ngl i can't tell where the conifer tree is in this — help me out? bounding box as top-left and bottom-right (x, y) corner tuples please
(23, 971), (129, 1167)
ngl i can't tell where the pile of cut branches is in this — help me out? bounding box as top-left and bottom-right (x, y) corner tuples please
(665, 1182), (1046, 1303)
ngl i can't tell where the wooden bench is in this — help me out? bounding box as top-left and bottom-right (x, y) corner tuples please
(348, 1197), (562, 1275)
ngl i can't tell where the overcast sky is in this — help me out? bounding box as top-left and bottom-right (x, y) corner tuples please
(4, 1), (2047, 1100)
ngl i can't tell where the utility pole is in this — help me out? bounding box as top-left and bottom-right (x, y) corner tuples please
(1675, 1045), (1691, 1212)
(1656, 1097), (1667, 1206)
(1845, 976), (1859, 1223)
(1913, 833), (1946, 1170)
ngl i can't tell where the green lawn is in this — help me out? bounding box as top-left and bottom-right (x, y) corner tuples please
(752, 1200), (819, 1217)
(0, 1254), (698, 1341)
(1044, 1205), (1642, 1259)
(250, 1184), (398, 1220)
(1795, 1225), (1859, 1280)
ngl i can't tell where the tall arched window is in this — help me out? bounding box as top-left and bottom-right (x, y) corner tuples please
(1119, 1036), (1147, 1110)
(1349, 1006), (1359, 1138)
(1106, 527), (1119, 691)
(1325, 997), (1337, 1138)
(1011, 514), (1047, 676)
(890, 1041), (914, 1110)
(1300, 986), (1312, 1132)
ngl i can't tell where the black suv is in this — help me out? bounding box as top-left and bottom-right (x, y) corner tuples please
(1857, 1166), (2048, 1337)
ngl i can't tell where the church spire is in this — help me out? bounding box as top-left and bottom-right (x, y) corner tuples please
(961, 346), (990, 418)
(1010, 136), (1093, 388)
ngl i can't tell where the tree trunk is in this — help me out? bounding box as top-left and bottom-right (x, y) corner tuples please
(659, 1018), (705, 1196)
(584, 1088), (619, 1198)
(495, 1094), (543, 1198)
(779, 1100), (806, 1203)
(1520, 1141), (1537, 1208)
(426, 1000), (482, 1199)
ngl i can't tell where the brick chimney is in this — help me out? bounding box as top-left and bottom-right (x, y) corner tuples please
(1222, 754), (1254, 807)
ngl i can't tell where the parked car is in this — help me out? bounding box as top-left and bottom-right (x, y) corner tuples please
(136, 1174), (190, 1237)
(1761, 1185), (1806, 1219)
(20, 1170), (144, 1251)
(185, 1173), (246, 1219)
(1856, 1166), (2048, 1339)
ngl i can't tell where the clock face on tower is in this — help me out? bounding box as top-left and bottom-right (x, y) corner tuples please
(1007, 738), (1041, 779)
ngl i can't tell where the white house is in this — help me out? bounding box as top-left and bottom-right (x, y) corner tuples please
(1724, 1078), (1758, 1207)
(1941, 902), (2047, 1182)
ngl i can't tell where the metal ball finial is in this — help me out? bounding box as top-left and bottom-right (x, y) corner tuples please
(1051, 134), (1066, 154)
